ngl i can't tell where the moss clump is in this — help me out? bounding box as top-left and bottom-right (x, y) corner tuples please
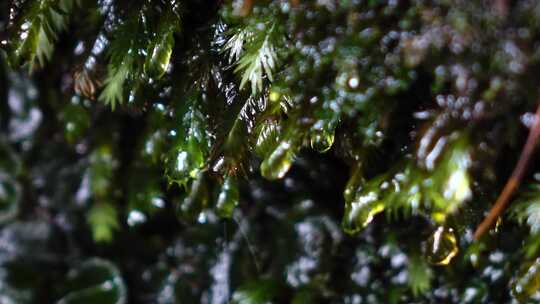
(2, 0), (540, 302)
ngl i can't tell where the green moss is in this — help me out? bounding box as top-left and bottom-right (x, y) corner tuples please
(2, 0), (540, 302)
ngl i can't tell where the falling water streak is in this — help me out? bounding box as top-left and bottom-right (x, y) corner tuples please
(233, 214), (261, 274)
(207, 217), (261, 303)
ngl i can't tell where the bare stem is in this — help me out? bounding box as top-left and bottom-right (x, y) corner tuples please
(240, 0), (254, 16)
(474, 101), (540, 240)
(494, 0), (508, 17)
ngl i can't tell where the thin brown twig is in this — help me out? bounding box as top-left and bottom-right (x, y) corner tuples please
(239, 0), (254, 16)
(494, 0), (508, 17)
(474, 101), (540, 240)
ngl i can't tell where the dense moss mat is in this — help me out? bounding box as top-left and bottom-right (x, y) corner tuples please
(2, 0), (540, 302)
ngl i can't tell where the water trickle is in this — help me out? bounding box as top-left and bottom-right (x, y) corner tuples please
(342, 192), (384, 235)
(424, 226), (459, 266)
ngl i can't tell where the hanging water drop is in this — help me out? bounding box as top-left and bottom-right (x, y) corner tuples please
(424, 226), (459, 266)
(491, 217), (502, 234)
(269, 90), (281, 103)
(165, 137), (205, 186)
(343, 164), (364, 203)
(347, 76), (360, 90)
(151, 197), (165, 208)
(176, 151), (189, 171)
(310, 119), (336, 153)
(177, 172), (209, 221)
(216, 175), (239, 218)
(260, 140), (295, 180)
(144, 29), (174, 79)
(197, 211), (208, 224)
(127, 210), (147, 227)
(142, 131), (165, 163)
(310, 130), (335, 153)
(254, 121), (280, 158)
(342, 191), (384, 235)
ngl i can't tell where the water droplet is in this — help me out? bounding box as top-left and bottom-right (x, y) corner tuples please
(144, 31), (174, 79)
(348, 76), (360, 89)
(165, 137), (205, 186)
(424, 226), (459, 266)
(342, 192), (384, 235)
(212, 156), (226, 173)
(310, 130), (335, 153)
(310, 119), (336, 153)
(431, 212), (446, 224)
(151, 197), (165, 208)
(216, 175), (239, 218)
(269, 90), (281, 102)
(491, 217), (502, 234)
(127, 210), (147, 227)
(197, 212), (207, 224)
(343, 164), (364, 203)
(128, 91), (136, 103)
(260, 140), (294, 180)
(143, 131), (165, 162)
(255, 121), (280, 158)
(177, 173), (209, 221)
(444, 169), (471, 203)
(469, 253), (479, 267)
(175, 151), (189, 171)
